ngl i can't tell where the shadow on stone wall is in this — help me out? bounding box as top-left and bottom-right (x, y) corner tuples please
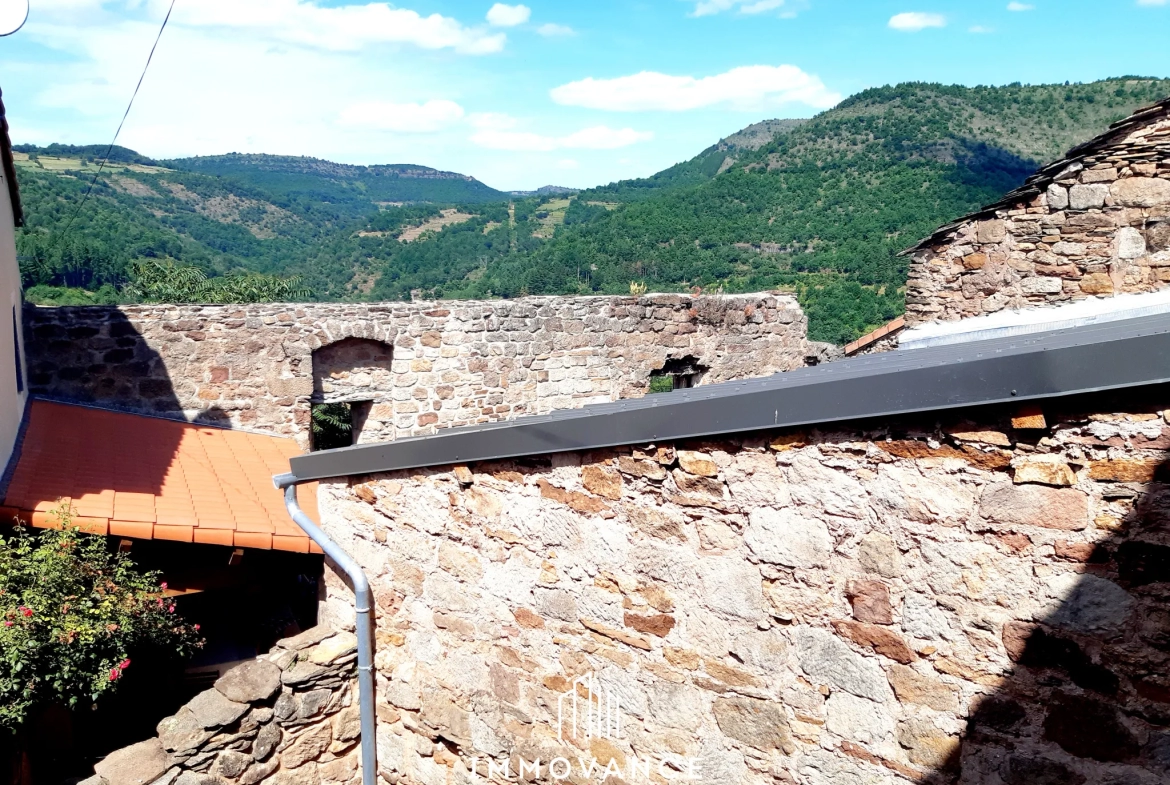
(24, 305), (235, 427)
(25, 306), (188, 421)
(16, 306), (237, 514)
(909, 396), (1170, 784)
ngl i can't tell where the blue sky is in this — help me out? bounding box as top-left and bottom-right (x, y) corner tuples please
(0, 0), (1168, 190)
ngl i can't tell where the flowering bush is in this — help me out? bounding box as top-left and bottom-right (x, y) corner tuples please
(0, 505), (202, 730)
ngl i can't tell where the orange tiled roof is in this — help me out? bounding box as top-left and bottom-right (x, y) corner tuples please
(1, 401), (320, 553)
(843, 316), (906, 356)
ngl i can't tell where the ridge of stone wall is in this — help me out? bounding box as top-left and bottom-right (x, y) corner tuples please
(23, 294), (808, 447)
(906, 117), (1170, 325)
(316, 388), (1170, 784)
(86, 626), (361, 785)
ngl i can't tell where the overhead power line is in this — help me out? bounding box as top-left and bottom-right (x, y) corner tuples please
(55, 0), (177, 244)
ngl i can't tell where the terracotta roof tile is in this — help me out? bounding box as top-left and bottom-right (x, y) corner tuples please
(193, 528), (235, 547)
(3, 401), (318, 553)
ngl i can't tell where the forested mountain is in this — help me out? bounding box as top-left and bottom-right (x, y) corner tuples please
(165, 154), (509, 211)
(14, 77), (1170, 342)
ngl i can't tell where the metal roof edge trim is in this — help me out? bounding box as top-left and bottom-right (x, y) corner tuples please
(285, 316), (1170, 483)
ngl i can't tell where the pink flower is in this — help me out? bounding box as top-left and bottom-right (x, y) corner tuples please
(19, 607), (31, 618)
(193, 624), (200, 631)
(119, 659), (131, 670)
(3, 621), (11, 627)
(168, 605), (175, 613)
(156, 598), (164, 608)
(109, 668), (120, 681)
(160, 582), (168, 591)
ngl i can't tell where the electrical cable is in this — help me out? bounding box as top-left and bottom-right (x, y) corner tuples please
(55, 0), (176, 244)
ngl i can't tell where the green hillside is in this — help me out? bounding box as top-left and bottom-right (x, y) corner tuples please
(580, 118), (807, 199)
(459, 78), (1170, 343)
(164, 154), (509, 212)
(14, 77), (1170, 342)
(11, 147), (513, 302)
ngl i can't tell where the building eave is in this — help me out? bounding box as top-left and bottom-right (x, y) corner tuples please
(0, 88), (23, 228)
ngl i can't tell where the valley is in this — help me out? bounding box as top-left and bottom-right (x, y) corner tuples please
(14, 77), (1170, 342)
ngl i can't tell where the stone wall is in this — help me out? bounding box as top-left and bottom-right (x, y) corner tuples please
(23, 294), (808, 447)
(86, 626), (361, 785)
(906, 110), (1170, 325)
(313, 386), (1170, 784)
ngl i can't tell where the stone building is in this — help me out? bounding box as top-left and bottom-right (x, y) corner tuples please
(220, 317), (1170, 785)
(905, 97), (1170, 325)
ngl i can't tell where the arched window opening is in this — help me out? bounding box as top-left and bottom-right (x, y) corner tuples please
(311, 337), (393, 449)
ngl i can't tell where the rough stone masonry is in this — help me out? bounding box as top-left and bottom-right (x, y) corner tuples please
(905, 99), (1170, 325)
(87, 626), (361, 785)
(22, 293), (809, 448)
(307, 387), (1170, 784)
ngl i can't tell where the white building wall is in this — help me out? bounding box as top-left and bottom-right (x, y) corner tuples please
(0, 161), (26, 474)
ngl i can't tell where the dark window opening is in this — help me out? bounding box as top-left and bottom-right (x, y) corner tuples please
(311, 402), (354, 450)
(12, 306), (22, 394)
(350, 400), (373, 443)
(649, 355), (708, 394)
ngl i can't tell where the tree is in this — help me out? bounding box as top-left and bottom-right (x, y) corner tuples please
(123, 259), (308, 304)
(311, 403), (353, 451)
(0, 506), (202, 731)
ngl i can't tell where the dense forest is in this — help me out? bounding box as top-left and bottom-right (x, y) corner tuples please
(14, 77), (1170, 342)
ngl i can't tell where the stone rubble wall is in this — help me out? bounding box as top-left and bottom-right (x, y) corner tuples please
(906, 117), (1170, 325)
(314, 389), (1170, 784)
(87, 626), (362, 785)
(22, 294), (808, 448)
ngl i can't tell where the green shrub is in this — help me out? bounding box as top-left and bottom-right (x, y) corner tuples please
(0, 506), (202, 731)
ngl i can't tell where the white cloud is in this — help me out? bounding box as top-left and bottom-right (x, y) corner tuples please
(16, 5), (497, 159)
(968, 24), (994, 33)
(471, 125), (652, 152)
(168, 0), (506, 54)
(536, 22), (575, 36)
(339, 99), (465, 132)
(486, 3), (530, 27)
(692, 0), (797, 16)
(1006, 2), (1034, 10)
(550, 65), (840, 112)
(561, 127), (653, 149)
(469, 112), (518, 130)
(888, 12), (946, 31)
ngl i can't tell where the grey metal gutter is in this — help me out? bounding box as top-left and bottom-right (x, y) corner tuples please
(283, 310), (1170, 482)
(273, 475), (377, 785)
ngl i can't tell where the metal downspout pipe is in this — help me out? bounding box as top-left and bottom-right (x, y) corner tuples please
(274, 473), (377, 785)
